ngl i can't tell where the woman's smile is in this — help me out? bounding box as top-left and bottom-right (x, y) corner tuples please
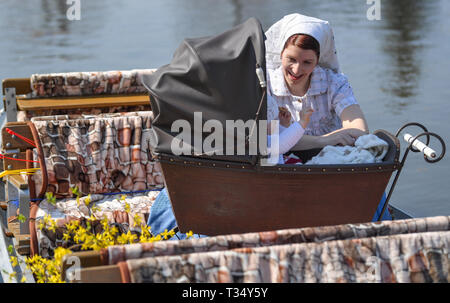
(281, 44), (318, 94)
(287, 71), (304, 81)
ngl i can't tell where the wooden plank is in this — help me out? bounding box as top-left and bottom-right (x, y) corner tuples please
(76, 265), (122, 283)
(5, 175), (28, 190)
(2, 151), (28, 171)
(1, 122), (34, 150)
(2, 78), (31, 95)
(61, 250), (105, 281)
(7, 221), (19, 237)
(4, 87), (18, 123)
(16, 94), (150, 111)
(63, 250), (104, 268)
(15, 234), (31, 256)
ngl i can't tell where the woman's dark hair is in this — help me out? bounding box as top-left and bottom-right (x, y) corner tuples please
(284, 34), (320, 59)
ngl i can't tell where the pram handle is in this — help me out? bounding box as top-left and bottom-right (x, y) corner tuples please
(377, 122), (446, 221)
(404, 133), (437, 159)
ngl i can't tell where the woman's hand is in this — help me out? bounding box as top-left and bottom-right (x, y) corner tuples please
(299, 106), (314, 129)
(278, 107), (292, 128)
(320, 128), (367, 146)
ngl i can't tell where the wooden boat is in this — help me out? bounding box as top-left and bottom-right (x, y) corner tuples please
(0, 73), (442, 283)
(0, 17), (446, 283)
(157, 132), (399, 236)
(140, 18), (427, 236)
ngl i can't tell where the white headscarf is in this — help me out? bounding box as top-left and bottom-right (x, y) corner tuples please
(265, 13), (340, 73)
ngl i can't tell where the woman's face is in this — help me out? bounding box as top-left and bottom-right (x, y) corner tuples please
(281, 44), (318, 89)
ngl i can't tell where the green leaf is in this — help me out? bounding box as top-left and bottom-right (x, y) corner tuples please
(71, 186), (80, 197)
(7, 245), (13, 255)
(17, 214), (26, 223)
(46, 192), (56, 205)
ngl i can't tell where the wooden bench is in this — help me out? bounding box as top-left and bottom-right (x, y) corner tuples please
(1, 72), (154, 258)
(0, 121), (34, 255)
(61, 250), (123, 283)
(2, 78), (150, 123)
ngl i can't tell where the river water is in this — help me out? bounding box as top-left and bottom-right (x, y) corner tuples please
(0, 0), (449, 218)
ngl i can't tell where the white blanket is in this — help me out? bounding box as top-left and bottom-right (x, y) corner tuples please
(306, 134), (389, 165)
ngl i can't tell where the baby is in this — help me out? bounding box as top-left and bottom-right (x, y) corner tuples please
(278, 106), (313, 130)
(275, 106), (314, 164)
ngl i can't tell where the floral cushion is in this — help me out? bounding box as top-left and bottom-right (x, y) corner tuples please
(30, 111), (164, 198)
(30, 69), (155, 98)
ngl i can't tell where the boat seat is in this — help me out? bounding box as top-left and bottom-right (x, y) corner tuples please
(1, 69), (161, 258)
(2, 69), (155, 122)
(61, 216), (450, 282)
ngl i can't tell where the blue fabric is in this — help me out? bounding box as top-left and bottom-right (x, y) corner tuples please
(372, 192), (392, 221)
(147, 188), (207, 240)
(10, 199), (19, 209)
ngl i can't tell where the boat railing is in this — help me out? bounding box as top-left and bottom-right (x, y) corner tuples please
(377, 122), (446, 221)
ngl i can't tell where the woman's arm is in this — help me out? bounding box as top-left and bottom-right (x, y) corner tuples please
(291, 104), (368, 150)
(340, 104), (369, 133)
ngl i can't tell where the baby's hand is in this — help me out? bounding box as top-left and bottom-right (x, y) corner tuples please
(300, 107), (314, 129)
(278, 107), (291, 128)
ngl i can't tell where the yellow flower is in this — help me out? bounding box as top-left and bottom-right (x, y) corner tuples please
(186, 230), (194, 239)
(24, 211), (192, 283)
(71, 186), (80, 197)
(116, 233), (128, 245)
(21, 276), (27, 283)
(126, 231), (137, 243)
(86, 220), (92, 232)
(110, 226), (119, 236)
(84, 194), (92, 206)
(10, 256), (18, 267)
(81, 242), (91, 250)
(48, 220), (57, 233)
(43, 214), (52, 225)
(48, 275), (62, 283)
(124, 201), (131, 213)
(160, 229), (172, 240)
(133, 213), (142, 227)
(117, 231), (137, 244)
(101, 217), (109, 230)
(8, 272), (17, 282)
(91, 206), (100, 213)
(73, 227), (88, 243)
(62, 232), (71, 241)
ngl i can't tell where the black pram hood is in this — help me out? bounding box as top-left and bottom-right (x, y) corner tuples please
(141, 17), (267, 164)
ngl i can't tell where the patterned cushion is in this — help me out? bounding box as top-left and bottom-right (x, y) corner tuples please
(30, 69), (155, 98)
(105, 215), (450, 264)
(30, 111), (164, 197)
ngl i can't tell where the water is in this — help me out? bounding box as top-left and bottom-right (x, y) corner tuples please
(0, 0), (449, 218)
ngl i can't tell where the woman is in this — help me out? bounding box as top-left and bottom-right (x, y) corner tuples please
(266, 14), (390, 221)
(266, 13), (369, 153)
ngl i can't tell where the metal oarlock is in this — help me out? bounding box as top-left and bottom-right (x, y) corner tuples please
(377, 122), (446, 221)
